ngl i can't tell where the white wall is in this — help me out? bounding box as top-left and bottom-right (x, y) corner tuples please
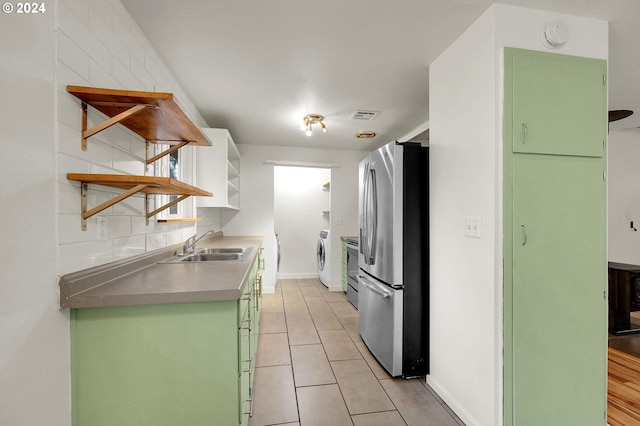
(1, 1), (211, 424)
(274, 166), (331, 278)
(428, 4), (607, 426)
(608, 130), (640, 264)
(0, 8), (61, 426)
(222, 144), (364, 293)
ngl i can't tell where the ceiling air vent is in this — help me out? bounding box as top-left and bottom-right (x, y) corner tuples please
(350, 110), (380, 121)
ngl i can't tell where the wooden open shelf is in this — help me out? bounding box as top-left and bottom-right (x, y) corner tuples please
(66, 85), (211, 164)
(156, 218), (202, 223)
(67, 174), (212, 230)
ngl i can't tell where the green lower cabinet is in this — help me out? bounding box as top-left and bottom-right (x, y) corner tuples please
(71, 254), (264, 426)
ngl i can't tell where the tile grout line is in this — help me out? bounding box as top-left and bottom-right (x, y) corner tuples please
(281, 279), (302, 426)
(259, 278), (464, 425)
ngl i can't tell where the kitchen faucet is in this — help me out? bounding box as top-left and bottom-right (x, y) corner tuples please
(183, 230), (215, 254)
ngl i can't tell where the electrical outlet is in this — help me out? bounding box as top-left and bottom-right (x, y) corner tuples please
(97, 217), (108, 241)
(465, 216), (482, 238)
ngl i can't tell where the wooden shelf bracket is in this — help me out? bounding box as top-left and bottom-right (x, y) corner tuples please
(80, 182), (153, 231)
(81, 102), (157, 151)
(146, 195), (190, 225)
(146, 140), (190, 167)
(69, 174), (211, 231)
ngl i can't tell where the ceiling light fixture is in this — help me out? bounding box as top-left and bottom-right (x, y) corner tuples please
(301, 114), (327, 136)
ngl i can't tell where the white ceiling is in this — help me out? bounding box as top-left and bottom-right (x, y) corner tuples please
(121, 0), (640, 151)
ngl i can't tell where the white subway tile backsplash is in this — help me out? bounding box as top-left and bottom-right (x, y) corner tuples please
(89, 0), (112, 29)
(58, 214), (97, 244)
(167, 228), (190, 246)
(112, 55), (144, 91)
(57, 32), (90, 81)
(113, 148), (145, 175)
(106, 216), (132, 239)
(89, 58), (120, 89)
(146, 232), (167, 251)
(61, 0), (89, 26)
(58, 122), (113, 167)
(56, 153), (96, 183)
(59, 240), (114, 275)
(89, 6), (129, 66)
(57, 61), (91, 94)
(59, 2), (112, 73)
(109, 0), (132, 32)
(58, 182), (82, 215)
(143, 55), (165, 90)
(130, 55), (155, 91)
(111, 194), (145, 216)
(114, 235), (145, 258)
(57, 0), (208, 274)
(131, 216), (153, 236)
(58, 91), (83, 131)
(86, 110), (134, 153)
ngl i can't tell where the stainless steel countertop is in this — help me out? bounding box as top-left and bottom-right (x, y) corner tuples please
(59, 233), (263, 309)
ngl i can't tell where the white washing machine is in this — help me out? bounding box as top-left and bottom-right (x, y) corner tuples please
(317, 229), (330, 287)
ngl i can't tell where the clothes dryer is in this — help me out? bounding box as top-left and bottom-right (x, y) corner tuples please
(317, 230), (330, 287)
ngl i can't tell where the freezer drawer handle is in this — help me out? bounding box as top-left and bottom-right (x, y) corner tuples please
(359, 275), (392, 299)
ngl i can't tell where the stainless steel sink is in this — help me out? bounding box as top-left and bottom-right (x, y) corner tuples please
(181, 252), (244, 262)
(196, 247), (249, 255)
(161, 247), (250, 263)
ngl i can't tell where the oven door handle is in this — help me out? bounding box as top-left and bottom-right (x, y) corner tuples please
(359, 275), (392, 299)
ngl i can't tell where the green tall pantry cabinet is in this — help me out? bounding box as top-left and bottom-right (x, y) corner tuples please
(503, 48), (607, 425)
(70, 248), (264, 426)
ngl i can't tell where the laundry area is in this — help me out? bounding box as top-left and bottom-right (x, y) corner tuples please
(274, 166), (332, 285)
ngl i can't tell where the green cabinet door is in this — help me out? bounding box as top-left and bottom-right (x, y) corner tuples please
(71, 301), (240, 426)
(511, 154), (607, 425)
(509, 48), (606, 157)
(504, 48), (607, 426)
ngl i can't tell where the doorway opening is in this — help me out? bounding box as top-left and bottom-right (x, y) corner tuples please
(274, 166), (331, 281)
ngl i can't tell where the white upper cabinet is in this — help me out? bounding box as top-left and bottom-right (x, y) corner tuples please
(196, 128), (241, 209)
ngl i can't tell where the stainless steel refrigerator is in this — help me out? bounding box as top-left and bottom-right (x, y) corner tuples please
(358, 141), (428, 378)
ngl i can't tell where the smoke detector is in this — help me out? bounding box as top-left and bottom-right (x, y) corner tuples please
(355, 131), (377, 140)
(350, 110), (379, 121)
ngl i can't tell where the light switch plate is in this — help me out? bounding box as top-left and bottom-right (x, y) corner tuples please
(465, 216), (482, 238)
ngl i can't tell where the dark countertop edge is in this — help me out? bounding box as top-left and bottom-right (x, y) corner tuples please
(59, 232), (263, 309)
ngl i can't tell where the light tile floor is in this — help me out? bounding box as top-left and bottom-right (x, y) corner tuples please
(249, 278), (465, 426)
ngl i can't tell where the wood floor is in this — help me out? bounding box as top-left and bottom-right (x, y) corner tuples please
(609, 346), (640, 426)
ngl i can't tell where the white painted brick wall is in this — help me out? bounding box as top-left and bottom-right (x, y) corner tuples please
(56, 0), (217, 275)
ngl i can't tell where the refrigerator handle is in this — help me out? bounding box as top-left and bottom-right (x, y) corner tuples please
(360, 162), (370, 257)
(365, 166), (377, 265)
(359, 274), (392, 299)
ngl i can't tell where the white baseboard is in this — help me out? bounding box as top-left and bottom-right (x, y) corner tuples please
(426, 375), (477, 426)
